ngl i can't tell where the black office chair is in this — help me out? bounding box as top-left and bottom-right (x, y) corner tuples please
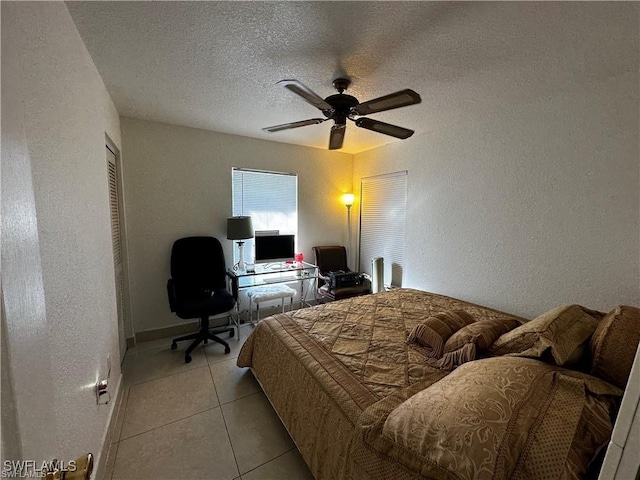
(167, 237), (236, 363)
(313, 245), (371, 302)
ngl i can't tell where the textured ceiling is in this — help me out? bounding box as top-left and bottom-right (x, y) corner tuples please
(67, 1), (637, 154)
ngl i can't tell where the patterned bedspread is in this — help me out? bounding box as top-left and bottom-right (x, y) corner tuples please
(237, 289), (622, 480)
(237, 289), (528, 479)
(287, 288), (527, 397)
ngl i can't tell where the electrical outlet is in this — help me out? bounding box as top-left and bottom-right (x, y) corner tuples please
(96, 379), (110, 405)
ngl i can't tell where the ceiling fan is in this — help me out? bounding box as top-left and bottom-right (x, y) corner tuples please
(263, 78), (421, 150)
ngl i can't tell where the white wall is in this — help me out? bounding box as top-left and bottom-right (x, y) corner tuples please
(2, 1), (122, 468)
(120, 118), (353, 334)
(354, 71), (639, 319)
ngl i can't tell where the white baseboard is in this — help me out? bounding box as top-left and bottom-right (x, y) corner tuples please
(93, 373), (125, 480)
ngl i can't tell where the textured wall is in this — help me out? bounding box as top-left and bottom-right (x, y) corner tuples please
(120, 118), (353, 333)
(2, 1), (122, 466)
(354, 70), (639, 319)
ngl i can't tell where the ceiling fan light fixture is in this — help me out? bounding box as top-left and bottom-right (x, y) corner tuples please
(329, 124), (346, 150)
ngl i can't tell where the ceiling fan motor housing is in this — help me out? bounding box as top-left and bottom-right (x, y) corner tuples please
(323, 93), (359, 125)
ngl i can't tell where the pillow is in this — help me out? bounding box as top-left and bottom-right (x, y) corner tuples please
(406, 310), (475, 358)
(444, 317), (522, 354)
(378, 357), (620, 480)
(590, 305), (640, 389)
(428, 317), (522, 370)
(489, 305), (601, 366)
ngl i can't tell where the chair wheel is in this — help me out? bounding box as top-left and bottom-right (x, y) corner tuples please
(171, 342), (177, 350)
(224, 346), (231, 354)
(229, 329), (235, 338)
(204, 338), (208, 344)
(185, 354), (192, 364)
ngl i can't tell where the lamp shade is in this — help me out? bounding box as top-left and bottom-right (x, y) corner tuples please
(341, 193), (355, 207)
(227, 216), (254, 240)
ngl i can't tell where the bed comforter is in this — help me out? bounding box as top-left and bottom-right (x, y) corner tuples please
(237, 289), (622, 480)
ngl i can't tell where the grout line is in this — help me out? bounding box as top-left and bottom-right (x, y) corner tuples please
(219, 390), (293, 477)
(118, 404), (223, 442)
(219, 391), (242, 476)
(117, 328), (281, 479)
(239, 447), (298, 477)
(210, 363), (260, 407)
(207, 361), (223, 408)
(219, 388), (260, 407)
(205, 350), (241, 366)
(119, 367), (220, 441)
(127, 361), (210, 388)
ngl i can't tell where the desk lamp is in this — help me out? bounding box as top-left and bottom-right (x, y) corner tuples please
(227, 216), (254, 271)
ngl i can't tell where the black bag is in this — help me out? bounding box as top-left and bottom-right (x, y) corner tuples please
(328, 270), (361, 288)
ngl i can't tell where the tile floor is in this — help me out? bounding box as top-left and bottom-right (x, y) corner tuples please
(104, 324), (314, 480)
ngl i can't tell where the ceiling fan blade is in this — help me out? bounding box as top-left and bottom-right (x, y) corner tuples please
(277, 80), (334, 112)
(262, 118), (326, 133)
(353, 89), (421, 116)
(329, 124), (346, 150)
(355, 118), (415, 139)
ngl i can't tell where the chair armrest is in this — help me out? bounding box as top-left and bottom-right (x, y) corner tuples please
(225, 271), (239, 301)
(317, 272), (331, 288)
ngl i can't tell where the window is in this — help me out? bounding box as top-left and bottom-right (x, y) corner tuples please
(359, 171), (407, 288)
(231, 168), (298, 263)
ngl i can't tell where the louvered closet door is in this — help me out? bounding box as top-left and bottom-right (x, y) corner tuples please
(107, 146), (127, 361)
(359, 171), (408, 288)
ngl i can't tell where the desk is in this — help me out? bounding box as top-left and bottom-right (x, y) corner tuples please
(227, 262), (318, 325)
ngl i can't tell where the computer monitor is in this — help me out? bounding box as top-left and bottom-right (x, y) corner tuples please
(254, 234), (295, 264)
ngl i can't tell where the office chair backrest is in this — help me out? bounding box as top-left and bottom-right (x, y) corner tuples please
(171, 237), (227, 289)
(313, 245), (349, 275)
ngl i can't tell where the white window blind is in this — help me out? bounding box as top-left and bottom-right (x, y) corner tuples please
(359, 171), (407, 288)
(232, 168), (298, 262)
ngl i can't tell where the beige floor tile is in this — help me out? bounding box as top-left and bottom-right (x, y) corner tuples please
(120, 366), (218, 440)
(241, 449), (313, 480)
(222, 392), (294, 475)
(128, 343), (208, 385)
(112, 408), (238, 480)
(209, 359), (260, 405)
(203, 324), (252, 364)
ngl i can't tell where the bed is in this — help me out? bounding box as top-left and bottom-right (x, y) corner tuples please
(237, 288), (637, 480)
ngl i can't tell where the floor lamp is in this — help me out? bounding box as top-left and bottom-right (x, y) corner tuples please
(341, 193), (355, 266)
(227, 216), (254, 271)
